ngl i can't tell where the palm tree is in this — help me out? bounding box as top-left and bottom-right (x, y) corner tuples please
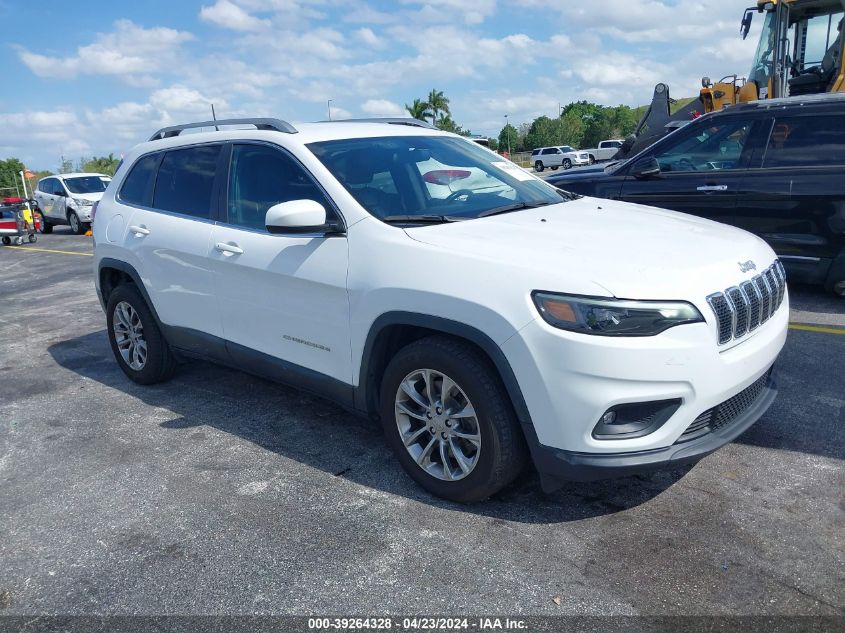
(427, 89), (450, 125)
(405, 98), (431, 121)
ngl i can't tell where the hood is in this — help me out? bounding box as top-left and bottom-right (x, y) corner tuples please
(404, 197), (776, 302)
(548, 163), (619, 181)
(70, 192), (105, 202)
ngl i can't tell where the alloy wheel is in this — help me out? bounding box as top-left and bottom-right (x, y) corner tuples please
(113, 301), (147, 370)
(394, 369), (481, 482)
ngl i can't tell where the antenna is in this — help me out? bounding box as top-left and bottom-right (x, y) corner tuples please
(211, 104), (219, 131)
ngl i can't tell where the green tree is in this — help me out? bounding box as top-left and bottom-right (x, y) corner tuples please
(427, 89), (450, 126)
(0, 158), (26, 197)
(524, 116), (562, 150)
(82, 153), (121, 176)
(558, 110), (586, 148)
(498, 123), (518, 154)
(435, 113), (462, 134)
(560, 101), (639, 149)
(405, 98), (431, 121)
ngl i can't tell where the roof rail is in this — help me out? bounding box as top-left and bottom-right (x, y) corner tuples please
(324, 117), (436, 129)
(148, 118), (298, 141)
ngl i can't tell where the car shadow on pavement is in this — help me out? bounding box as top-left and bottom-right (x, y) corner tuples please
(50, 330), (697, 524)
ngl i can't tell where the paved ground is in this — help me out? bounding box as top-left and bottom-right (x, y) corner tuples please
(0, 230), (843, 616)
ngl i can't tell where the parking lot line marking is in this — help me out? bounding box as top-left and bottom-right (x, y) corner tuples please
(789, 323), (845, 336)
(3, 246), (93, 257)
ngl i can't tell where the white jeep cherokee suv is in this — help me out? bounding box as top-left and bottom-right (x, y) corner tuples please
(93, 117), (788, 502)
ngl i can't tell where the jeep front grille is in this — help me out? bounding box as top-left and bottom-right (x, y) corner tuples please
(706, 261), (786, 346)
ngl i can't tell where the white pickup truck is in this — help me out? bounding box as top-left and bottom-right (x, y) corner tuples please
(586, 139), (625, 163)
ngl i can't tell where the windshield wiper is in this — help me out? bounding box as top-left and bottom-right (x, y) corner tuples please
(476, 201), (552, 219)
(381, 214), (465, 225)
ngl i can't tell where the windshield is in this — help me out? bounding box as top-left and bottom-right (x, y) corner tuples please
(749, 10), (777, 95)
(308, 136), (566, 222)
(63, 176), (110, 194)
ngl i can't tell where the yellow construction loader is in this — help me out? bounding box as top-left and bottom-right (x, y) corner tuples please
(623, 0), (844, 156)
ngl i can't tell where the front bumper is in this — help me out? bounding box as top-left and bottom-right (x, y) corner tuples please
(501, 294), (788, 488)
(73, 206), (93, 221)
(531, 370), (777, 489)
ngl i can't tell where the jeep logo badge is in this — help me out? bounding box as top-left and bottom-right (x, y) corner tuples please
(738, 260), (757, 273)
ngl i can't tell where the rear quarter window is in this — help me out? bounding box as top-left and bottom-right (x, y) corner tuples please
(119, 153), (160, 206)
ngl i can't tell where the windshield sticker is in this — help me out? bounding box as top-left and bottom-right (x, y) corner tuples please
(491, 161), (535, 182)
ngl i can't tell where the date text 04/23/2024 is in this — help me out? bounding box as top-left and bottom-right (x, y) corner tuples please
(307, 617), (528, 631)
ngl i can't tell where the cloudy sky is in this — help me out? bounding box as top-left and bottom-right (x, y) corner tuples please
(1, 0), (762, 171)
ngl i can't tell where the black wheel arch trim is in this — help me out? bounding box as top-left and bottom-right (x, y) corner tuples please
(97, 258), (163, 327)
(355, 311), (546, 466)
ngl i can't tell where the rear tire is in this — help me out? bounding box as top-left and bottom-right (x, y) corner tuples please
(41, 218), (54, 234)
(379, 335), (527, 502)
(68, 211), (84, 235)
(106, 284), (176, 385)
(1, 237), (10, 245)
(534, 161), (545, 172)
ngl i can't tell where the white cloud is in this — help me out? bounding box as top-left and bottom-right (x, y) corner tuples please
(15, 20), (192, 83)
(149, 85), (228, 114)
(353, 27), (384, 48)
(360, 99), (407, 117)
(329, 105), (352, 120)
(401, 0), (497, 25)
(200, 0), (270, 31)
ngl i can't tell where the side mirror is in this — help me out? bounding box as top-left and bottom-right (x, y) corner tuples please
(55, 189), (67, 197)
(265, 199), (342, 235)
(740, 8), (754, 40)
(631, 156), (661, 179)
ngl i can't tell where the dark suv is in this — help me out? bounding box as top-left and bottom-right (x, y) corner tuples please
(548, 94), (845, 297)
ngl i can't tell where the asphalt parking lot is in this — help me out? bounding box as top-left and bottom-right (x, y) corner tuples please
(1, 230), (843, 617)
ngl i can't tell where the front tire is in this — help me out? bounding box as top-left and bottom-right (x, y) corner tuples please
(106, 284), (176, 385)
(534, 161), (544, 172)
(563, 158), (572, 170)
(588, 155), (596, 165)
(380, 336), (527, 502)
(68, 211), (85, 235)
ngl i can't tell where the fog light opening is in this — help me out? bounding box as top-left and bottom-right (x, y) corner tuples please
(592, 399), (682, 440)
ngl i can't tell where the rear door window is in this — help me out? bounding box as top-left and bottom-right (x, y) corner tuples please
(153, 145), (222, 219)
(762, 115), (845, 168)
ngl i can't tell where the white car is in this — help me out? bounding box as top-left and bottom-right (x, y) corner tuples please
(93, 117), (787, 502)
(34, 172), (111, 234)
(531, 146), (591, 172)
(586, 139), (625, 163)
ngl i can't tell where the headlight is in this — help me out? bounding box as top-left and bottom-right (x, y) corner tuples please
(73, 198), (94, 206)
(532, 292), (704, 337)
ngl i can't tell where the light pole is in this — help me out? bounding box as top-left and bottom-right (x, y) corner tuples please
(327, 99), (334, 121)
(504, 114), (511, 155)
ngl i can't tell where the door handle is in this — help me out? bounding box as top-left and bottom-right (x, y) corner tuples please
(696, 185), (728, 192)
(129, 225), (150, 236)
(215, 242), (244, 255)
